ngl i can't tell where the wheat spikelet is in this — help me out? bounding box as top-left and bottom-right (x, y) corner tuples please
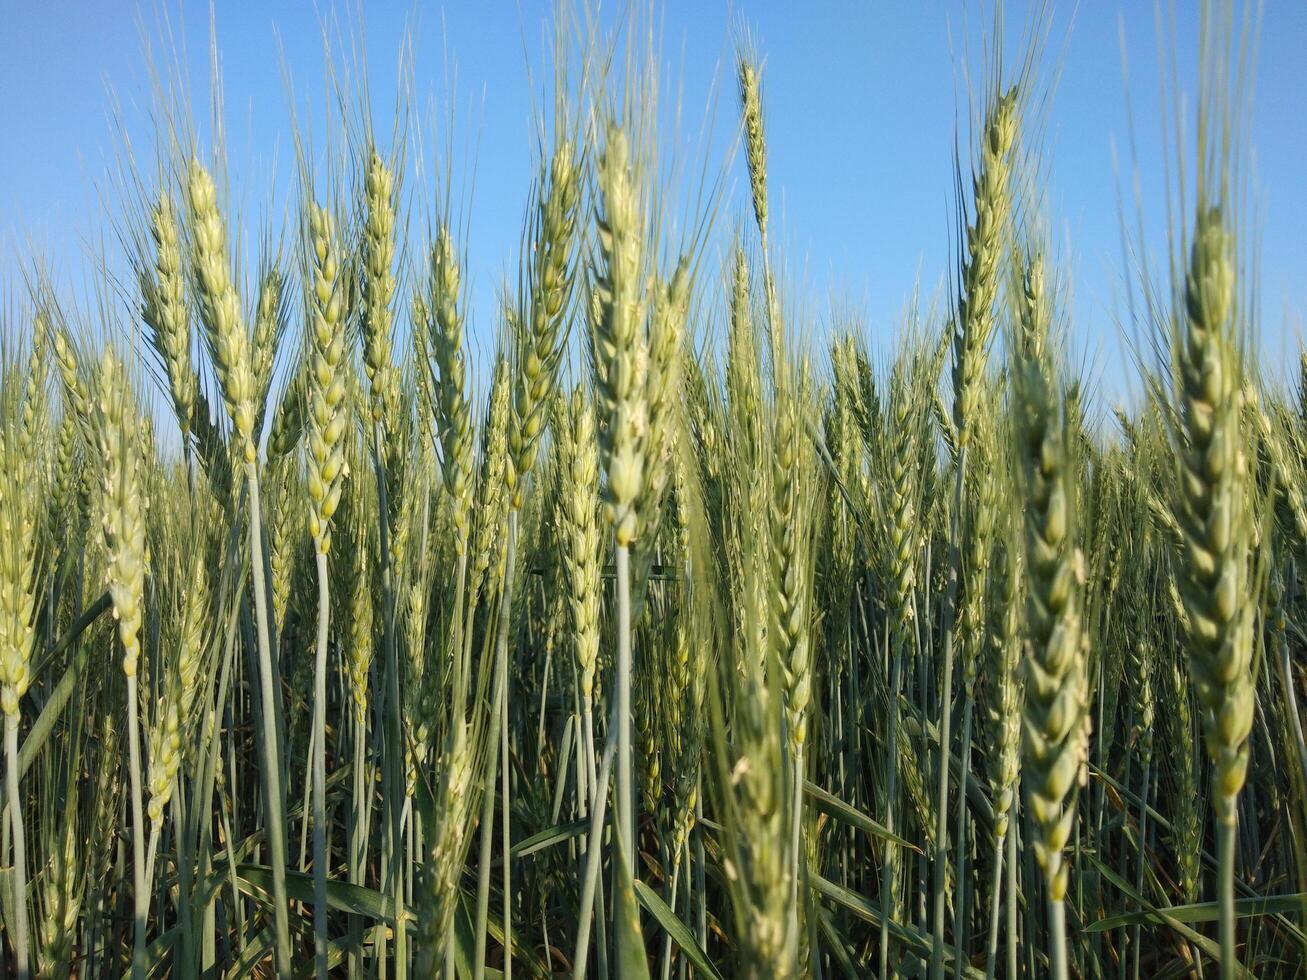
(52, 329), (89, 431)
(88, 709), (122, 889)
(37, 812), (81, 977)
(305, 202), (349, 555)
(267, 357), (308, 462)
(638, 638), (663, 816)
(141, 194), (196, 443)
(0, 406), (42, 721)
(739, 59), (767, 227)
(555, 387), (602, 705)
(266, 462), (299, 632)
(470, 359), (513, 606)
(724, 625), (796, 978)
(962, 406), (999, 697)
(1171, 205), (1255, 826)
(952, 89), (1018, 448)
(509, 137), (580, 505)
(96, 351), (148, 677)
(252, 263), (286, 428)
(638, 258), (691, 544)
(592, 123), (648, 548)
(51, 409), (81, 535)
(984, 529), (1023, 844)
(1166, 654), (1203, 903)
(771, 378), (817, 756)
(415, 716), (478, 971)
(668, 466), (705, 859)
(727, 245), (763, 470)
(360, 146), (397, 426)
(145, 692), (180, 829)
(426, 225), (475, 555)
(185, 157), (257, 463)
(1015, 357), (1087, 904)
(883, 356), (925, 640)
(344, 476), (375, 729)
(181, 583), (209, 727)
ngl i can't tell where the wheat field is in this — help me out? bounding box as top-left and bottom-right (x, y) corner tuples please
(0, 2), (1304, 978)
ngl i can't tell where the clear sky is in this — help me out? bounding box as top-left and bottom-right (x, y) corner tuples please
(1, 2), (1304, 409)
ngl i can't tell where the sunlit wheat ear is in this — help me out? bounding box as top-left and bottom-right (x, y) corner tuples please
(141, 194), (196, 443)
(0, 482), (34, 980)
(638, 257), (691, 537)
(725, 244), (767, 532)
(1016, 357), (1088, 905)
(738, 58), (768, 243)
(592, 123), (648, 548)
(175, 544), (211, 752)
(95, 346), (151, 972)
(1171, 206), (1255, 827)
(555, 386), (602, 706)
(305, 202), (348, 555)
(1127, 527), (1158, 772)
(252, 263), (285, 420)
(52, 328), (91, 434)
(266, 464), (299, 632)
(0, 379), (43, 722)
(266, 356), (308, 463)
(883, 360), (922, 638)
(427, 225), (475, 555)
(96, 350), (148, 677)
(145, 691), (180, 830)
(52, 408), (81, 536)
(185, 157), (257, 463)
(509, 137), (580, 507)
(962, 407), (999, 695)
(771, 378), (816, 757)
(985, 528), (1023, 844)
(1016, 250), (1049, 365)
(952, 88), (1018, 448)
(360, 146), (398, 426)
(470, 360), (513, 604)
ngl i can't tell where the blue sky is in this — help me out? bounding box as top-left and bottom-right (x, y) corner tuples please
(1, 2), (1303, 409)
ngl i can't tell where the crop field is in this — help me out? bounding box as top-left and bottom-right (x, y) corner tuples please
(0, 1), (1303, 977)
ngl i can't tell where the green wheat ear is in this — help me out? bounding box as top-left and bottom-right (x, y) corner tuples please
(1172, 206), (1255, 825)
(141, 194), (196, 444)
(1012, 249), (1088, 908)
(96, 350), (148, 677)
(305, 201), (349, 555)
(593, 123), (648, 549)
(952, 87), (1018, 449)
(360, 146), (398, 426)
(1016, 359), (1088, 904)
(555, 386), (602, 707)
(427, 225), (475, 556)
(509, 136), (580, 506)
(185, 157), (257, 464)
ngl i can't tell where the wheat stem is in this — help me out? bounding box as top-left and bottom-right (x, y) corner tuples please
(615, 543), (634, 875)
(312, 550), (330, 977)
(5, 713), (30, 978)
(127, 676), (147, 979)
(244, 460), (293, 975)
